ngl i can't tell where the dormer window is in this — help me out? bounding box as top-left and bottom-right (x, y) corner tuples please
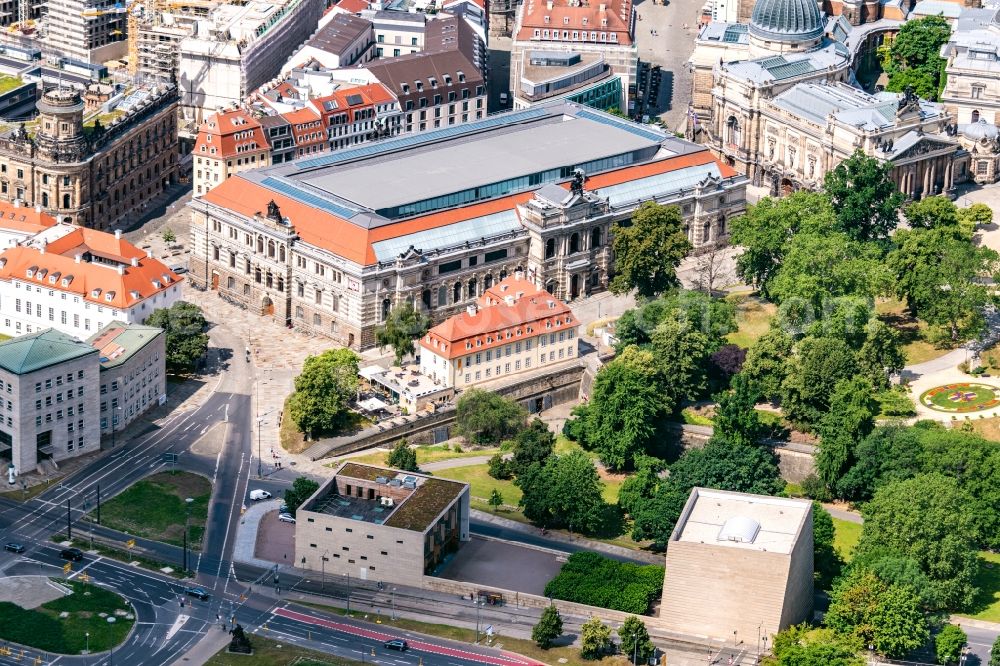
(36, 268), (47, 280)
(161, 274), (171, 284)
(543, 15), (550, 22)
(25, 266), (36, 278)
(129, 290), (140, 299)
(91, 288), (101, 298)
(61, 276), (72, 287)
(49, 272), (60, 284)
(152, 280), (161, 289)
(105, 292), (115, 302)
(563, 16), (569, 24)
(582, 16), (588, 24)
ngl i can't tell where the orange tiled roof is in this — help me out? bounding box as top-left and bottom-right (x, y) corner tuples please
(42, 227), (146, 261)
(0, 205), (58, 235)
(420, 277), (575, 360)
(194, 109), (269, 160)
(516, 0), (634, 44)
(200, 150), (734, 266)
(0, 244), (181, 309)
(310, 84), (397, 123)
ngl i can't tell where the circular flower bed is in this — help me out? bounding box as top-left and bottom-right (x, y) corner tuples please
(919, 383), (1000, 413)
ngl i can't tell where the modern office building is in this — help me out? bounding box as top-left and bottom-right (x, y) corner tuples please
(87, 321), (166, 435)
(0, 85), (179, 230)
(659, 488), (814, 643)
(188, 101), (747, 350)
(512, 50), (623, 111)
(0, 220), (183, 339)
(419, 273), (579, 388)
(0, 329), (101, 475)
(295, 462), (471, 585)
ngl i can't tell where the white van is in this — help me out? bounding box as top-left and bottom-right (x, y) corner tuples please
(249, 489), (271, 501)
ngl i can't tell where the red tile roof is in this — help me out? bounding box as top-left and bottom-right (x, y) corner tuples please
(420, 276), (575, 360)
(0, 205), (58, 235)
(194, 109), (268, 160)
(309, 84), (397, 125)
(516, 0), (635, 44)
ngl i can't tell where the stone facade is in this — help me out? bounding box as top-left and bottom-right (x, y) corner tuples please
(0, 86), (179, 230)
(90, 323), (166, 435)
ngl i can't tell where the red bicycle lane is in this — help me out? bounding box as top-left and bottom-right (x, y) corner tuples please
(274, 607), (545, 666)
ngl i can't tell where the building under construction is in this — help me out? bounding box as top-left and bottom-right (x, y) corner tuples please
(42, 0), (130, 63)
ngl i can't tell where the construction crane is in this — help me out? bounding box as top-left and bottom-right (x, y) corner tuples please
(127, 0), (143, 77)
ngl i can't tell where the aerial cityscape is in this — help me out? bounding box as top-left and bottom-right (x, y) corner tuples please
(0, 0), (996, 662)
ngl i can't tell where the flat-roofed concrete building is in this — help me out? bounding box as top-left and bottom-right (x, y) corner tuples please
(87, 321), (166, 435)
(0, 328), (100, 475)
(295, 462), (470, 585)
(659, 488), (814, 644)
(189, 101), (747, 350)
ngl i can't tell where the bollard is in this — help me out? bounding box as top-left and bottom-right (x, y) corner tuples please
(371, 647), (376, 656)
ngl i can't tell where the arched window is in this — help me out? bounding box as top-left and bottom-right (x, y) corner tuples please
(591, 227), (601, 248)
(569, 233), (580, 254)
(545, 238), (556, 259)
(381, 298), (391, 321)
(484, 274), (494, 289)
(727, 116), (741, 147)
(972, 110), (981, 123)
(467, 278), (477, 298)
(265, 272), (273, 288)
(422, 289), (432, 309)
(437, 285), (447, 306)
(254, 268), (262, 283)
(453, 282), (462, 302)
(267, 240), (276, 258)
(279, 246), (286, 262)
(545, 280), (556, 294)
(62, 193), (71, 208)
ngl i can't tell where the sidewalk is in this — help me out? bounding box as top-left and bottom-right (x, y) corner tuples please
(170, 626), (230, 666)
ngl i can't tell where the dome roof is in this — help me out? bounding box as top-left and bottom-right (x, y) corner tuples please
(964, 119), (999, 142)
(749, 0), (824, 43)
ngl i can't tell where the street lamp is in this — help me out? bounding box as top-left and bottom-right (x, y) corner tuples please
(632, 632), (638, 666)
(321, 553), (329, 592)
(85, 632), (89, 654)
(183, 497), (194, 573)
(256, 417), (264, 478)
(391, 587), (397, 621)
(475, 597), (484, 644)
(344, 572), (351, 615)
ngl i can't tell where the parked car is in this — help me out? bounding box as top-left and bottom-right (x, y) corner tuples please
(249, 489), (271, 501)
(170, 265), (188, 274)
(60, 548), (84, 562)
(384, 640), (408, 651)
(184, 587), (210, 601)
(4, 542), (24, 553)
(278, 513), (296, 524)
(279, 503), (289, 514)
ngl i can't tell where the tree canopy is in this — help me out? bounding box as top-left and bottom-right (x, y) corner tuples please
(882, 16), (951, 100)
(287, 348), (359, 437)
(284, 476), (320, 516)
(822, 150), (904, 243)
(531, 606), (563, 649)
(375, 302), (431, 366)
(454, 389), (526, 445)
(387, 438), (418, 471)
(610, 201), (691, 298)
(147, 301), (210, 372)
(517, 449), (606, 532)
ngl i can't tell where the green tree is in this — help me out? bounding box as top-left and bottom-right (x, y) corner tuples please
(510, 419), (555, 476)
(517, 450), (606, 532)
(713, 373), (766, 447)
(836, 425), (924, 502)
(146, 301), (209, 372)
(283, 476), (320, 516)
(610, 201), (691, 298)
(375, 302), (431, 367)
(615, 290), (736, 350)
(579, 616), (613, 660)
(883, 16), (951, 100)
(780, 336), (859, 427)
(287, 348), (359, 437)
(161, 227), (176, 243)
(386, 438), (418, 471)
(729, 191), (834, 297)
(813, 502), (843, 590)
(990, 634), (1000, 666)
(825, 569), (929, 658)
(857, 473), (980, 610)
(488, 489), (503, 509)
(741, 328), (793, 402)
(586, 346), (667, 471)
(771, 626), (865, 666)
(823, 150), (904, 243)
(617, 616), (655, 664)
(617, 455), (665, 517)
(455, 389), (526, 445)
(650, 317), (717, 404)
(532, 605), (563, 649)
(858, 319), (906, 390)
(487, 453), (513, 480)
(816, 378), (877, 488)
(905, 196), (960, 229)
(935, 624), (967, 665)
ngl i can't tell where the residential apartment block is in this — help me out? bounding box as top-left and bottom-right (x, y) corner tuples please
(0, 215), (183, 339)
(296, 462), (470, 586)
(0, 329), (100, 475)
(189, 101), (747, 350)
(283, 12), (376, 72)
(193, 109), (271, 197)
(88, 322), (166, 434)
(419, 274), (578, 388)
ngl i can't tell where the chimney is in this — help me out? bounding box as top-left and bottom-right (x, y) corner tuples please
(504, 295), (515, 306)
(130, 257), (138, 267)
(599, 2), (606, 9)
(467, 304), (478, 316)
(35, 205), (41, 213)
(146, 249), (152, 258)
(114, 229), (122, 239)
(514, 270), (524, 281)
(547, 0), (553, 8)
(74, 253), (82, 264)
(117, 264), (125, 275)
(39, 244), (45, 255)
(12, 200), (19, 208)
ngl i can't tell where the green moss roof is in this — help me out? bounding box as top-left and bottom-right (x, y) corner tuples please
(338, 462), (388, 482)
(0, 75), (25, 94)
(384, 477), (466, 532)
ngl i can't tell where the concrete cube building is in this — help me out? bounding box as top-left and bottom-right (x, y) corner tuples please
(295, 462), (470, 586)
(659, 488), (814, 644)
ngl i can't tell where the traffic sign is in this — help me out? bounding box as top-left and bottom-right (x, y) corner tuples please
(126, 539), (136, 549)
(485, 625), (494, 637)
(79, 572), (90, 583)
(62, 562), (71, 574)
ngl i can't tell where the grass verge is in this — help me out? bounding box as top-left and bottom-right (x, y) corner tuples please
(96, 471), (210, 549)
(726, 297), (776, 349)
(0, 579), (133, 654)
(832, 518), (862, 563)
(206, 635), (362, 665)
(296, 601), (623, 666)
(333, 444), (500, 468)
(0, 476), (64, 502)
(966, 416), (1000, 442)
(281, 396), (372, 455)
(54, 535), (186, 578)
(964, 551), (1000, 623)
(876, 297), (954, 366)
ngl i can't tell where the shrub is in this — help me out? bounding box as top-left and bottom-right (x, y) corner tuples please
(801, 474), (832, 503)
(958, 361), (970, 374)
(487, 453), (513, 480)
(543, 552), (664, 615)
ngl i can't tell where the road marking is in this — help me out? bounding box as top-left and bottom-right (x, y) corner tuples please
(67, 557), (102, 579)
(164, 614), (189, 642)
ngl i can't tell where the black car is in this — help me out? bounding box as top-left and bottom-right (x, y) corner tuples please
(384, 640), (408, 651)
(60, 548), (83, 562)
(4, 542), (24, 553)
(184, 587), (210, 601)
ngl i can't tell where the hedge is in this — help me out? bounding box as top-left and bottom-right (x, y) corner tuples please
(543, 552), (664, 614)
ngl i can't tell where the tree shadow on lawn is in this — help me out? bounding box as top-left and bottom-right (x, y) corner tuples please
(589, 503), (627, 541)
(965, 554), (1000, 617)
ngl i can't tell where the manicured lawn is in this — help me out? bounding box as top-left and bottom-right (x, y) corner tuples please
(681, 407), (713, 426)
(876, 298), (953, 365)
(726, 297), (776, 348)
(964, 551), (1000, 622)
(333, 444), (500, 468)
(920, 382), (1000, 413)
(207, 635), (361, 665)
(0, 579), (133, 654)
(832, 517), (862, 562)
(97, 471), (210, 549)
(0, 76), (22, 94)
(435, 464), (522, 509)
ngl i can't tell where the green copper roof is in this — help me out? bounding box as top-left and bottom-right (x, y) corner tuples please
(86, 321), (164, 370)
(0, 328), (97, 375)
(749, 0), (824, 43)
